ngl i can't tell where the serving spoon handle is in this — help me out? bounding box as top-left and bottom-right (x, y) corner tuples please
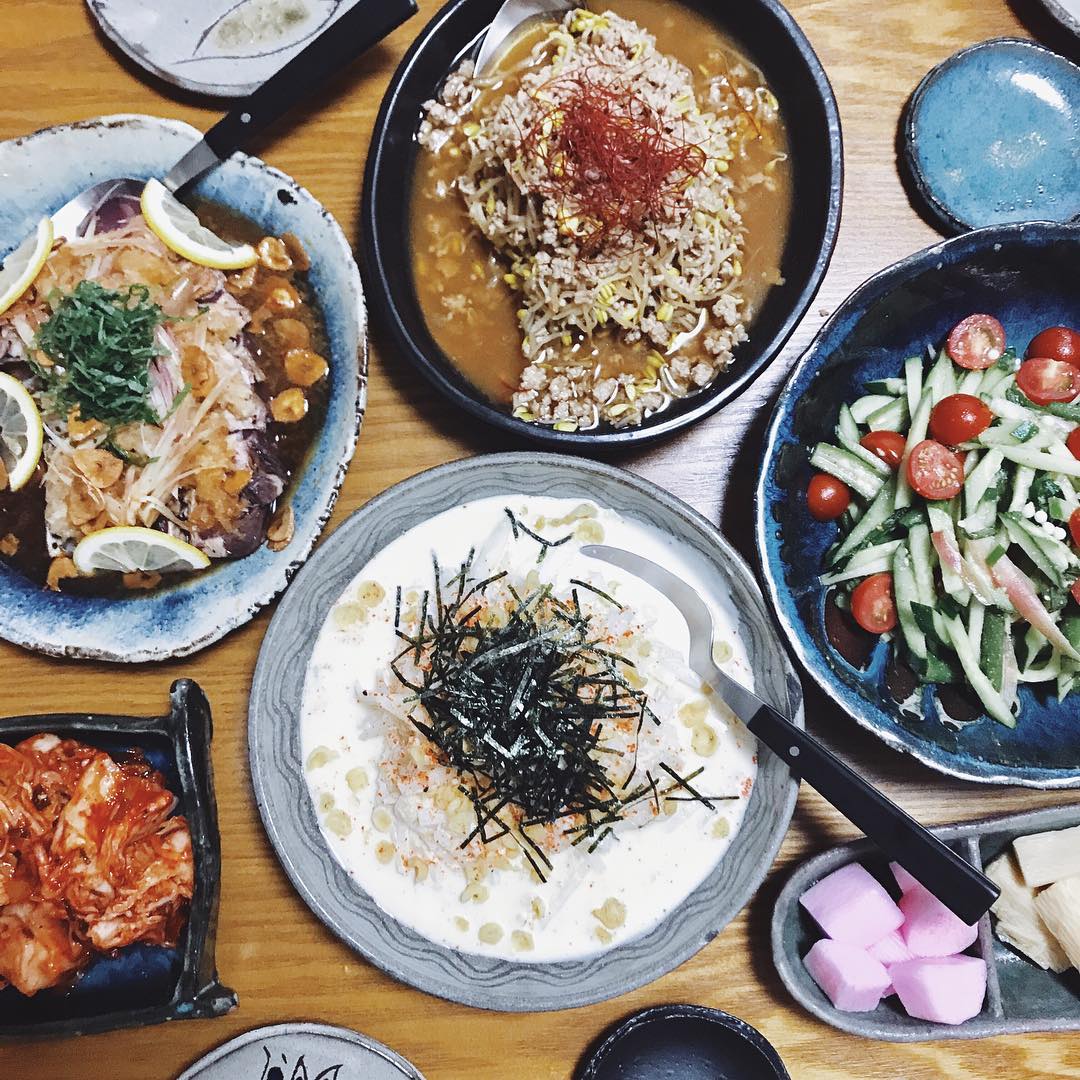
(166, 0), (418, 192)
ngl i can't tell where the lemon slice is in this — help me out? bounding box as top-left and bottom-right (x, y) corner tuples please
(73, 526), (211, 576)
(141, 178), (257, 270)
(0, 217), (53, 318)
(0, 371), (44, 492)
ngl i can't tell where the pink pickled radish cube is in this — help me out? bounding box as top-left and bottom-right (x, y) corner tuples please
(868, 929), (914, 995)
(799, 863), (904, 947)
(804, 939), (891, 1012)
(889, 956), (987, 1025)
(899, 883), (979, 957)
(890, 861), (920, 895)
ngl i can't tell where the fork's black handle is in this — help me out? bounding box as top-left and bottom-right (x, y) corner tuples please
(202, 0), (418, 160)
(748, 703), (999, 925)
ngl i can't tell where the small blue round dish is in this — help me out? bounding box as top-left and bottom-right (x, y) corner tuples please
(577, 1005), (790, 1080)
(0, 115), (366, 662)
(901, 38), (1080, 234)
(362, 0), (842, 447)
(755, 220), (1080, 788)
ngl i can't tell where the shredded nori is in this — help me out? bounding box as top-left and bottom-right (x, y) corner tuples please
(389, 538), (720, 876)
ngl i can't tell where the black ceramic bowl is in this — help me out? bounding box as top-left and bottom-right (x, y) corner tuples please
(0, 680), (235, 1039)
(361, 0), (842, 447)
(578, 1005), (791, 1079)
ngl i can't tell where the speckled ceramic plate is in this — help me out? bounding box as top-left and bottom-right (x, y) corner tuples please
(178, 1023), (426, 1079)
(0, 115), (366, 662)
(249, 453), (803, 1011)
(87, 0), (367, 98)
(772, 805), (1080, 1041)
(755, 220), (1080, 787)
(901, 38), (1080, 234)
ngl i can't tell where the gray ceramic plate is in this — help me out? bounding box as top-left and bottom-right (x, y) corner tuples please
(0, 115), (366, 661)
(772, 804), (1080, 1041)
(87, 0), (366, 98)
(177, 1022), (426, 1079)
(249, 453), (803, 1011)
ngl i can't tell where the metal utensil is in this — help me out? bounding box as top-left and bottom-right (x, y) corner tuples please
(49, 0), (417, 240)
(473, 0), (578, 75)
(581, 543), (1000, 924)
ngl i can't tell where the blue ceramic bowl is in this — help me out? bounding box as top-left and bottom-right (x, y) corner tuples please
(755, 221), (1080, 788)
(0, 115), (366, 661)
(901, 38), (1080, 234)
(362, 0), (842, 447)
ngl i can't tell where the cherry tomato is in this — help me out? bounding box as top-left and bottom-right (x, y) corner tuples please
(807, 473), (851, 521)
(1027, 326), (1080, 368)
(928, 394), (993, 445)
(946, 314), (1007, 370)
(1072, 579), (1080, 607)
(906, 439), (965, 500)
(860, 430), (906, 470)
(1068, 427), (1080, 461)
(1016, 357), (1080, 407)
(1070, 508), (1080, 549)
(851, 572), (898, 634)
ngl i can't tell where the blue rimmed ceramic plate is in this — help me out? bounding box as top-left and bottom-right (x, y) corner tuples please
(0, 115), (366, 662)
(755, 220), (1080, 788)
(901, 38), (1080, 234)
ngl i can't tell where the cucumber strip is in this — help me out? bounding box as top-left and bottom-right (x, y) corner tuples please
(968, 600), (985, 647)
(1014, 517), (1079, 573)
(979, 368), (1014, 398)
(987, 395), (1044, 425)
(1019, 653), (1062, 682)
(893, 543), (926, 660)
(1057, 670), (1078, 701)
(836, 406), (892, 476)
(959, 539), (1013, 610)
(828, 478), (897, 566)
(904, 355), (924, 417)
(957, 369), (983, 396)
(866, 378), (906, 396)
(896, 386), (936, 509)
(809, 444), (886, 500)
(943, 615), (1017, 727)
(926, 348), (958, 404)
(964, 448), (1004, 512)
(1000, 516), (1062, 586)
(849, 395), (896, 424)
(997, 444), (1080, 478)
(979, 608), (1005, 691)
(1008, 466), (1035, 512)
(819, 556), (894, 586)
(864, 396), (909, 432)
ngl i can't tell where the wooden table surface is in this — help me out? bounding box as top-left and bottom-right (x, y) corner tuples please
(3, 1), (1079, 1076)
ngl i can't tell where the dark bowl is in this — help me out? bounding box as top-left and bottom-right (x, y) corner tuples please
(0, 680), (235, 1039)
(755, 220), (1080, 788)
(361, 0), (842, 447)
(577, 1005), (791, 1079)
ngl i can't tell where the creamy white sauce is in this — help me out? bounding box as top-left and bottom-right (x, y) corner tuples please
(301, 496), (757, 962)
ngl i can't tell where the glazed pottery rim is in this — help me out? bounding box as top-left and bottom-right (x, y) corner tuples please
(0, 114), (367, 663)
(771, 804), (1080, 1041)
(85, 0), (311, 99)
(250, 451), (802, 1010)
(177, 1022), (427, 1078)
(577, 1003), (791, 1078)
(360, 0), (843, 447)
(754, 219), (1080, 789)
(900, 37), (1080, 235)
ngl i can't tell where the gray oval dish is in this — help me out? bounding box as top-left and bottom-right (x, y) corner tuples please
(0, 680), (236, 1039)
(0, 115), (366, 662)
(772, 804), (1080, 1042)
(177, 1022), (427, 1079)
(249, 453), (803, 1011)
(86, 0), (367, 99)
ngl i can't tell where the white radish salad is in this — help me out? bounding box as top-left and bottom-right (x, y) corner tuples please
(806, 317), (1080, 728)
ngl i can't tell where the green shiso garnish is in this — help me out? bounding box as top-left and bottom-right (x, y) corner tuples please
(390, 532), (730, 879)
(33, 281), (166, 428)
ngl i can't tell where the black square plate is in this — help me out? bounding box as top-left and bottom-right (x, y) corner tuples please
(0, 679), (236, 1038)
